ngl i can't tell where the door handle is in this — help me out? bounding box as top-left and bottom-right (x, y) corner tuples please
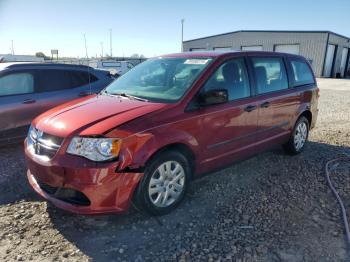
(260, 101), (270, 108)
(244, 105), (257, 112)
(22, 99), (36, 104)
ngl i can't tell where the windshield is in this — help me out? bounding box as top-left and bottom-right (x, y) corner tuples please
(104, 57), (212, 103)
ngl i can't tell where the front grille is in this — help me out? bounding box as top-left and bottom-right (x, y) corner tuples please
(37, 180), (91, 206)
(27, 127), (63, 159)
(38, 181), (57, 194)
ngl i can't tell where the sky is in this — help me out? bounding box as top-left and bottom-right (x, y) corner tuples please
(0, 0), (349, 58)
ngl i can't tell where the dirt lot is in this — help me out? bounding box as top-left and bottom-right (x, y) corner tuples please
(1, 78), (350, 262)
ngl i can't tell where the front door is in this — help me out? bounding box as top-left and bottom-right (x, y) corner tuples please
(197, 57), (259, 172)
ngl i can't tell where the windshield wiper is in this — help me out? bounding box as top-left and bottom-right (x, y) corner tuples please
(103, 91), (148, 102)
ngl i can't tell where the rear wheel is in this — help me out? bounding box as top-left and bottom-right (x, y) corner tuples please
(134, 150), (190, 215)
(283, 116), (309, 155)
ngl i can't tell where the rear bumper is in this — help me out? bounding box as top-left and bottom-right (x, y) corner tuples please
(310, 108), (319, 129)
(25, 144), (143, 215)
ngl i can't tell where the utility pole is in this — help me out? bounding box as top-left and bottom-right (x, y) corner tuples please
(181, 19), (184, 52)
(11, 40), (14, 55)
(109, 28), (112, 58)
(83, 34), (89, 65)
(100, 42), (104, 59)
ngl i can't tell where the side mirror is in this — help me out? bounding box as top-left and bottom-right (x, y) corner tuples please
(199, 89), (228, 106)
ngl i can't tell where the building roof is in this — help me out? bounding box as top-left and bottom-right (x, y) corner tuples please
(183, 30), (350, 43)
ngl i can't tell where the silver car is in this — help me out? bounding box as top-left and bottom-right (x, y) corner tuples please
(0, 62), (113, 145)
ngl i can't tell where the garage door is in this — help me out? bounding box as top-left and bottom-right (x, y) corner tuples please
(241, 45), (263, 51)
(213, 47), (232, 51)
(274, 44), (300, 55)
(340, 48), (349, 77)
(323, 44), (336, 77)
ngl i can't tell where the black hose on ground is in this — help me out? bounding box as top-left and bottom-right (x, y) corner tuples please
(325, 155), (350, 258)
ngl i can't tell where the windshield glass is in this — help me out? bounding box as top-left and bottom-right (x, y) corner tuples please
(104, 57), (212, 103)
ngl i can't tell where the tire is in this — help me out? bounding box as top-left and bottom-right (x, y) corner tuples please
(283, 116), (309, 155)
(134, 150), (191, 216)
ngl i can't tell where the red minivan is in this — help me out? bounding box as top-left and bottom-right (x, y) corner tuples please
(25, 51), (319, 215)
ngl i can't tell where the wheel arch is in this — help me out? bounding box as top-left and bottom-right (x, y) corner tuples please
(144, 143), (196, 180)
(298, 110), (312, 127)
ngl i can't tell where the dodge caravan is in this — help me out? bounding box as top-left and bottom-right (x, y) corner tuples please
(25, 51), (319, 215)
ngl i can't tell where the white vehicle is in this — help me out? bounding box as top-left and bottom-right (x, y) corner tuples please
(0, 54), (44, 63)
(96, 60), (134, 76)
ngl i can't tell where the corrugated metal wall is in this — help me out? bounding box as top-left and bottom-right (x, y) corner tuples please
(183, 32), (330, 77)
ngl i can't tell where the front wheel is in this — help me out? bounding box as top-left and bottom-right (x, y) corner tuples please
(134, 151), (190, 216)
(283, 116), (309, 155)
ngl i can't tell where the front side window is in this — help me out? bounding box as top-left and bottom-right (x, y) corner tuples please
(0, 72), (34, 96)
(290, 59), (314, 86)
(104, 57), (212, 103)
(202, 58), (250, 101)
(251, 57), (288, 94)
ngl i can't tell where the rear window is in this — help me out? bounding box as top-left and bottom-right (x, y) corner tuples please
(290, 59), (314, 86)
(102, 62), (121, 67)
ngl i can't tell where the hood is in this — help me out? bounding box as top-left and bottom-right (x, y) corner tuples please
(34, 94), (167, 137)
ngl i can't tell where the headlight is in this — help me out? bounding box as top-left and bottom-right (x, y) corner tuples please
(28, 125), (37, 140)
(67, 137), (121, 161)
(27, 125), (35, 150)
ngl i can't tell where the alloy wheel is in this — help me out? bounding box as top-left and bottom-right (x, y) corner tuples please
(294, 121), (308, 151)
(148, 161), (185, 208)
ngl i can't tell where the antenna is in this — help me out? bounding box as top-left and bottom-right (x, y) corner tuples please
(83, 34), (92, 95)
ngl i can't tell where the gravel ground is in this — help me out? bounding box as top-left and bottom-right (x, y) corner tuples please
(1, 78), (350, 262)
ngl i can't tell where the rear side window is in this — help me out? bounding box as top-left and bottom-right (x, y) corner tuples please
(290, 59), (314, 86)
(70, 70), (98, 88)
(251, 57), (288, 94)
(35, 69), (72, 92)
(35, 69), (98, 92)
(0, 72), (34, 96)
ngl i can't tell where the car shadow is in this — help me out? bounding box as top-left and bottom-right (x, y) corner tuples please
(46, 140), (350, 261)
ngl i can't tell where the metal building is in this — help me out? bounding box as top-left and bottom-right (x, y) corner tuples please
(183, 30), (350, 78)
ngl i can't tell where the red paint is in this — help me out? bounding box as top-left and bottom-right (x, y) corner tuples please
(25, 51), (319, 214)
